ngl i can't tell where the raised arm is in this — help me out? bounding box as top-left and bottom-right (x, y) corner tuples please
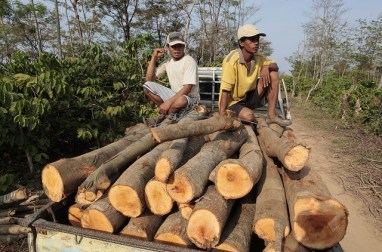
(146, 48), (166, 81)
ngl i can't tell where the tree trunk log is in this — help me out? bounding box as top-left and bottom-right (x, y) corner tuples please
(214, 194), (256, 252)
(187, 185), (234, 249)
(253, 136), (290, 249)
(154, 211), (192, 247)
(108, 142), (170, 217)
(0, 224), (30, 235)
(42, 123), (149, 202)
(178, 203), (194, 220)
(0, 217), (19, 225)
(210, 125), (263, 199)
(144, 179), (174, 215)
(155, 138), (188, 182)
(0, 188), (29, 208)
(151, 112), (242, 143)
(119, 210), (163, 240)
(280, 166), (348, 250)
(76, 132), (159, 205)
(257, 117), (309, 171)
(263, 233), (310, 252)
(68, 203), (87, 227)
(167, 128), (248, 203)
(81, 197), (127, 233)
(0, 234), (26, 243)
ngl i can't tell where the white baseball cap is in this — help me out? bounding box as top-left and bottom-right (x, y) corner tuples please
(237, 24), (266, 40)
(166, 32), (186, 46)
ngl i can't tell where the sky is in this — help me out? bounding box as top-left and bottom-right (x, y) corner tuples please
(251, 0), (382, 74)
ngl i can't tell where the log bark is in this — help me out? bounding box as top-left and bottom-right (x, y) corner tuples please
(0, 234), (26, 243)
(108, 142), (170, 217)
(210, 125), (263, 199)
(154, 211), (192, 247)
(81, 197), (127, 233)
(187, 185), (234, 249)
(167, 128), (248, 203)
(144, 179), (174, 215)
(119, 210), (163, 240)
(257, 117), (309, 171)
(253, 137), (290, 249)
(68, 203), (87, 227)
(263, 233), (310, 252)
(0, 217), (19, 225)
(280, 166), (348, 250)
(42, 123), (149, 202)
(76, 132), (159, 205)
(0, 188), (29, 208)
(0, 224), (30, 234)
(213, 194), (256, 252)
(151, 112), (242, 143)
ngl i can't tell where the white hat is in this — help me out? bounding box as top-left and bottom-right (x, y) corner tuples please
(166, 32), (186, 46)
(237, 24), (266, 40)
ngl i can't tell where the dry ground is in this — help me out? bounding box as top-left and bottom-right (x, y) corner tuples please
(1, 102), (381, 251)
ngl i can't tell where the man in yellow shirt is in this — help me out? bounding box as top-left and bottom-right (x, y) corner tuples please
(219, 24), (291, 127)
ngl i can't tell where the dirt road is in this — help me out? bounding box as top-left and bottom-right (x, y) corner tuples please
(290, 107), (382, 252)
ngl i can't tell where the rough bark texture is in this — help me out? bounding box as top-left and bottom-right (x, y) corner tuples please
(254, 137), (290, 250)
(0, 188), (29, 208)
(0, 217), (19, 225)
(211, 125), (263, 199)
(154, 211), (192, 247)
(167, 128), (248, 203)
(214, 194), (256, 252)
(119, 210), (163, 240)
(68, 203), (87, 227)
(108, 142), (170, 217)
(151, 113), (242, 143)
(178, 135), (207, 167)
(187, 186), (234, 249)
(76, 132), (158, 205)
(263, 233), (310, 252)
(81, 197), (127, 233)
(0, 224), (30, 234)
(257, 117), (309, 171)
(281, 166), (348, 250)
(42, 123), (149, 202)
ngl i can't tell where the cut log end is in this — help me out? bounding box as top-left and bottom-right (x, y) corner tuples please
(120, 228), (147, 239)
(155, 158), (172, 182)
(284, 145), (309, 171)
(214, 243), (237, 252)
(68, 204), (86, 227)
(254, 218), (290, 241)
(187, 209), (220, 249)
(294, 197), (348, 249)
(109, 186), (142, 217)
(166, 176), (193, 203)
(145, 180), (173, 215)
(215, 163), (253, 199)
(81, 209), (114, 233)
(155, 233), (190, 247)
(41, 164), (64, 202)
(178, 203), (194, 220)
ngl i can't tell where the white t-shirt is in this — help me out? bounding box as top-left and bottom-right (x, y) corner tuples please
(156, 55), (200, 100)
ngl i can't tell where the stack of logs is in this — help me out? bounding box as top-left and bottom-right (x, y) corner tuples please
(41, 106), (349, 252)
(0, 188), (48, 243)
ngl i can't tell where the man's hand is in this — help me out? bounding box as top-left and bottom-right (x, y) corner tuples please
(159, 101), (171, 115)
(260, 65), (270, 87)
(152, 48), (166, 60)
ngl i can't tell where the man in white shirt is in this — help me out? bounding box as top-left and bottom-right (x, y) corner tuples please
(143, 32), (200, 122)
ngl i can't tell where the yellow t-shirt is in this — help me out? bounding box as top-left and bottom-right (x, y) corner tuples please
(219, 49), (274, 108)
